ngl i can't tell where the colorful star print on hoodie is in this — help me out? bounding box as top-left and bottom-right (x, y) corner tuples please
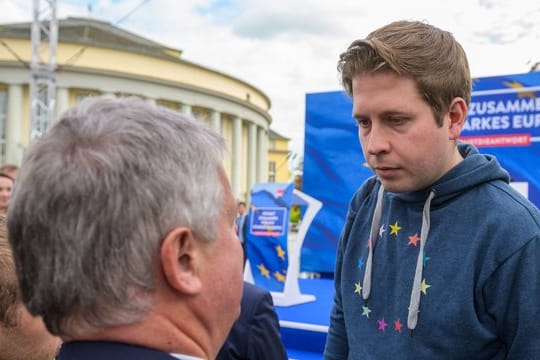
(324, 143), (540, 359)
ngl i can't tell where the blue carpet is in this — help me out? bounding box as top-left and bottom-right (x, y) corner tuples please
(275, 278), (334, 358)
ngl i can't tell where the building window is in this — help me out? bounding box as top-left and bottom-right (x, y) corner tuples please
(114, 92), (139, 99)
(268, 161), (276, 182)
(74, 89), (101, 103)
(192, 106), (210, 124)
(0, 89), (6, 163)
(157, 99), (181, 111)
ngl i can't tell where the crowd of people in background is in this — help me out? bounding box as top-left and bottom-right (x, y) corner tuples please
(0, 211), (62, 359)
(0, 162), (64, 359)
(0, 164), (16, 216)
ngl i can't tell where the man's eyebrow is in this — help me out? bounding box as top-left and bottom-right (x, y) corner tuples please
(352, 111), (368, 119)
(353, 109), (411, 118)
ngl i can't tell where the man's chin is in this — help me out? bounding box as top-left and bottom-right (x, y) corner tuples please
(378, 180), (412, 193)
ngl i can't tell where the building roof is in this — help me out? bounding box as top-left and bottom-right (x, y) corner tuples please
(0, 16), (181, 61)
(268, 128), (290, 140)
(0, 17), (272, 109)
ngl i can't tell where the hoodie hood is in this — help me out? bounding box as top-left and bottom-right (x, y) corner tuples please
(388, 142), (510, 205)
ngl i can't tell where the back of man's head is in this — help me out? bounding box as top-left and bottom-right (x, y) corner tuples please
(7, 96), (228, 337)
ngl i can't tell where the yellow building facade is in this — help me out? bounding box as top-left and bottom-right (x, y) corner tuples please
(267, 129), (291, 183)
(0, 17), (278, 200)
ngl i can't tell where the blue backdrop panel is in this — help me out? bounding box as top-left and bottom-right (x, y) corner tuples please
(246, 183), (293, 292)
(301, 72), (540, 275)
(460, 72), (540, 207)
(301, 91), (373, 273)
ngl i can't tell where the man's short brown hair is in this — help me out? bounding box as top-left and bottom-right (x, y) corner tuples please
(338, 20), (471, 126)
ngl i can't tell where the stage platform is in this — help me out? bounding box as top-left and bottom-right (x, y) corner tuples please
(274, 278), (334, 360)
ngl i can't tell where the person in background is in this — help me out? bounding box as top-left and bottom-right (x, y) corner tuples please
(0, 164), (18, 180)
(324, 20), (540, 359)
(7, 96), (244, 359)
(0, 173), (13, 216)
(0, 215), (61, 360)
(217, 281), (288, 360)
(220, 201), (288, 359)
(236, 201), (248, 263)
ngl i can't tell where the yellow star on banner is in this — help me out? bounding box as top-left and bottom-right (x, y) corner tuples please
(354, 282), (362, 294)
(503, 81), (536, 100)
(389, 221), (402, 235)
(276, 245), (286, 260)
(257, 264), (270, 279)
(421, 278), (431, 295)
(273, 271), (286, 283)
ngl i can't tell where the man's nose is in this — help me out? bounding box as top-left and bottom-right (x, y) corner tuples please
(365, 124), (390, 155)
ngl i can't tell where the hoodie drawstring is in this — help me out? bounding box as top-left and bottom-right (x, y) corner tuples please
(361, 185), (436, 333)
(407, 189), (435, 331)
(362, 185), (385, 302)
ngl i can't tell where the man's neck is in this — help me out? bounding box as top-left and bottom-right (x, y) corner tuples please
(64, 310), (212, 359)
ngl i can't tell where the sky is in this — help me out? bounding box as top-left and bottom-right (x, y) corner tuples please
(1, 0), (540, 157)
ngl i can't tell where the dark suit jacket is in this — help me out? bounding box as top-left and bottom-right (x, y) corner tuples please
(56, 341), (178, 359)
(216, 282), (288, 360)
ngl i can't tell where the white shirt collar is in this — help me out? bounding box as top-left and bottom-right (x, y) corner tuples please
(169, 353), (204, 360)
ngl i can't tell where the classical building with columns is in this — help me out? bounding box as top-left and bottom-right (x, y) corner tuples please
(0, 17), (277, 201)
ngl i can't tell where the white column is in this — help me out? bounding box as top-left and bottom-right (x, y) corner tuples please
(232, 116), (242, 199)
(181, 103), (192, 117)
(55, 86), (69, 121)
(257, 127), (268, 182)
(247, 122), (257, 192)
(5, 84), (23, 164)
(211, 110), (221, 134)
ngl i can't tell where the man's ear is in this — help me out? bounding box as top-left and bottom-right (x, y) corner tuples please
(447, 97), (468, 140)
(160, 227), (202, 295)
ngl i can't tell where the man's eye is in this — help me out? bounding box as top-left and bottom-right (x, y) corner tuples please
(356, 119), (370, 128)
(389, 117), (407, 125)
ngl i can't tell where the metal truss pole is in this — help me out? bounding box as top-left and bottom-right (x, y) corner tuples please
(30, 0), (58, 141)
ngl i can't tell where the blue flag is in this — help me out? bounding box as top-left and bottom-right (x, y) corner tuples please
(246, 183), (293, 292)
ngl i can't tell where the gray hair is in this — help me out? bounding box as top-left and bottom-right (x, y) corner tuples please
(7, 96), (226, 336)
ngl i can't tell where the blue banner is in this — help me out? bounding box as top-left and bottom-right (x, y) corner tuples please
(301, 72), (540, 274)
(460, 72), (540, 206)
(301, 91), (371, 273)
(246, 183), (294, 292)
